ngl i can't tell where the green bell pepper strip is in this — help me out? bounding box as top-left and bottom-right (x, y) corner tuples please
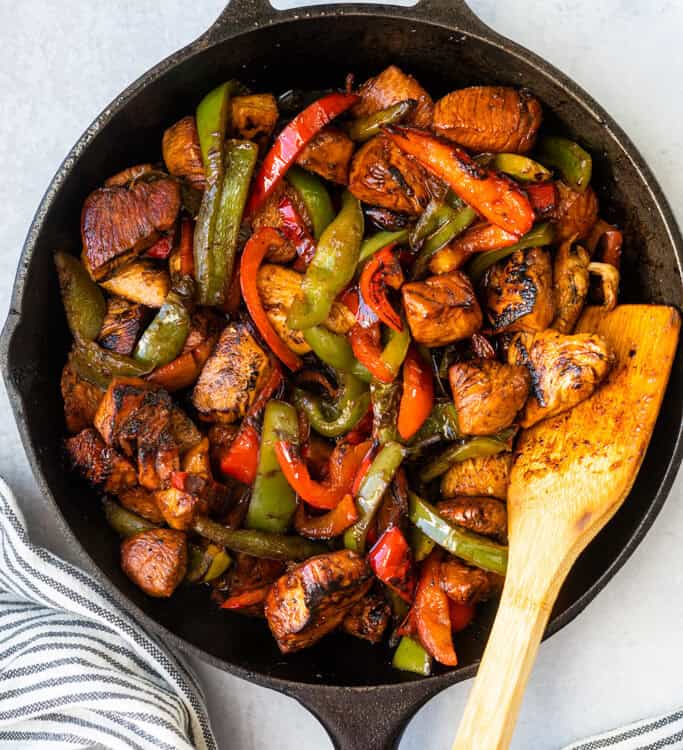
(196, 81), (236, 186)
(387, 588), (410, 621)
(358, 229), (409, 266)
(468, 221), (555, 284)
(70, 341), (152, 389)
(534, 135), (592, 192)
(410, 401), (460, 445)
(103, 498), (158, 538)
(195, 139), (258, 306)
(133, 291), (191, 368)
(409, 199), (452, 251)
(246, 400), (298, 533)
(393, 636), (432, 676)
(287, 191), (364, 330)
(409, 492), (508, 575)
(420, 431), (515, 483)
(55, 252), (106, 342)
(185, 544), (212, 583)
(285, 166), (335, 239)
(410, 526), (436, 562)
(203, 548), (232, 582)
(476, 153), (552, 183)
(293, 372), (371, 438)
(411, 205), (477, 279)
(302, 326), (372, 382)
(371, 379), (401, 444)
(348, 99), (416, 142)
(381, 324), (411, 376)
(344, 441), (406, 554)
(193, 516), (326, 560)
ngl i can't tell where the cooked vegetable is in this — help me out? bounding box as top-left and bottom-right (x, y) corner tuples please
(349, 99), (416, 142)
(162, 116), (205, 189)
(411, 204), (477, 279)
(293, 372), (370, 438)
(302, 325), (372, 381)
(284, 166), (335, 239)
(98, 297), (149, 356)
(398, 347), (434, 441)
(69, 341), (152, 388)
(483, 153), (552, 182)
(420, 433), (513, 483)
(368, 526), (415, 602)
(429, 223), (518, 275)
(103, 497), (159, 538)
(414, 552), (457, 666)
(359, 244), (404, 332)
(535, 135), (592, 192)
(552, 182), (598, 242)
(55, 252), (106, 341)
(294, 493), (360, 539)
(393, 635), (432, 676)
(133, 291), (191, 368)
(353, 66), (433, 128)
(350, 320), (411, 383)
(358, 229), (409, 265)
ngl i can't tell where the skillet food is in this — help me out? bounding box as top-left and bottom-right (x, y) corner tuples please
(59, 66), (630, 675)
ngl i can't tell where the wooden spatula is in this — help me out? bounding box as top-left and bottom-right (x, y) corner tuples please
(453, 304), (681, 750)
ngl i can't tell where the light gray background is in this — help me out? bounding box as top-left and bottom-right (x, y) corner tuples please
(2, 1), (682, 748)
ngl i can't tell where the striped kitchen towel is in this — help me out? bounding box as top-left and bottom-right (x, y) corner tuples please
(0, 477), (216, 749)
(563, 712), (683, 749)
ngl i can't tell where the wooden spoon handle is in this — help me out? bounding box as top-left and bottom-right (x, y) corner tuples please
(452, 559), (566, 750)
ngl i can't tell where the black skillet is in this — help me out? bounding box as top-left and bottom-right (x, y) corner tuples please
(2, 1), (682, 747)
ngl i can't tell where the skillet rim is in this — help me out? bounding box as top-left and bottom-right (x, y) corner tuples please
(1, 2), (682, 697)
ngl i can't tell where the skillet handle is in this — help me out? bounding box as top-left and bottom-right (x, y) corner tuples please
(203, 0), (498, 44)
(286, 680), (442, 750)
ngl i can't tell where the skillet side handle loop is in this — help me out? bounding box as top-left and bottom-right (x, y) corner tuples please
(410, 0), (499, 35)
(203, 0), (279, 43)
(287, 681), (440, 750)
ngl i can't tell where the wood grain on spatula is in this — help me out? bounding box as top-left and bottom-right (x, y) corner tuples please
(453, 304), (680, 750)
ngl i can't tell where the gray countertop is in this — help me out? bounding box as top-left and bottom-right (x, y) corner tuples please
(2, 1), (682, 747)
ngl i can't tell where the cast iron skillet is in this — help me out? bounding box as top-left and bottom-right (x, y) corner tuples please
(2, 1), (682, 747)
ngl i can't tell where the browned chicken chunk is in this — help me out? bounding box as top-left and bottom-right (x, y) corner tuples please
(97, 296), (149, 355)
(155, 487), (207, 531)
(552, 182), (598, 242)
(162, 116), (205, 189)
(61, 362), (103, 434)
(352, 65), (434, 129)
(231, 93), (279, 144)
(449, 358), (530, 435)
(402, 271), (483, 347)
(483, 247), (554, 333)
(341, 590), (391, 643)
(552, 238), (590, 333)
(348, 134), (444, 215)
(170, 408), (203, 455)
(508, 329), (614, 427)
(81, 177), (181, 280)
(441, 453), (512, 499)
(104, 163), (155, 187)
(440, 558), (499, 605)
(121, 528), (187, 597)
(250, 181), (313, 263)
(437, 496), (508, 542)
(192, 323), (272, 424)
(433, 86), (542, 153)
(100, 260), (170, 308)
(296, 127), (355, 184)
(265, 550), (373, 653)
(117, 486), (165, 524)
(65, 428), (137, 494)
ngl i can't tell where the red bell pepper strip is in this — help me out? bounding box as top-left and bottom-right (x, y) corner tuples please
(219, 423), (260, 485)
(221, 586), (270, 610)
(369, 526), (416, 602)
(250, 361), (284, 416)
(246, 92), (359, 217)
(178, 217), (195, 276)
(358, 245), (404, 332)
(397, 347), (434, 441)
(449, 601), (476, 633)
(278, 195), (317, 271)
(449, 222), (518, 256)
(414, 552), (458, 666)
(146, 231), (174, 259)
(384, 126), (534, 237)
(293, 493), (360, 539)
(525, 181), (558, 218)
(343, 406), (373, 445)
(274, 439), (370, 510)
(240, 227), (303, 371)
(349, 322), (395, 384)
(148, 336), (215, 392)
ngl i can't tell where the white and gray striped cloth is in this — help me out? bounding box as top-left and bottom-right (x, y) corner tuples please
(0, 476), (680, 750)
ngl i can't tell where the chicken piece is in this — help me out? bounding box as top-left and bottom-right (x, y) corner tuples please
(155, 487), (207, 531)
(552, 239), (590, 333)
(257, 264), (356, 355)
(162, 116), (205, 189)
(552, 182), (598, 242)
(508, 329), (614, 428)
(449, 358), (530, 435)
(588, 262), (620, 311)
(402, 271), (483, 347)
(341, 590), (391, 643)
(192, 323), (272, 424)
(170, 408), (202, 455)
(101, 260), (170, 308)
(441, 453), (512, 499)
(121, 528), (187, 597)
(483, 247), (554, 333)
(61, 362), (104, 434)
(440, 558), (498, 605)
(116, 486), (164, 523)
(104, 164), (155, 187)
(433, 86), (542, 154)
(182, 437), (212, 478)
(348, 134), (444, 215)
(65, 428), (137, 494)
(265, 550), (373, 653)
(97, 296), (149, 355)
(212, 553), (286, 617)
(437, 496), (507, 541)
(231, 93), (279, 144)
(250, 181), (313, 264)
(81, 177), (181, 280)
(352, 65), (434, 129)
(182, 308), (224, 354)
(296, 127), (355, 185)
